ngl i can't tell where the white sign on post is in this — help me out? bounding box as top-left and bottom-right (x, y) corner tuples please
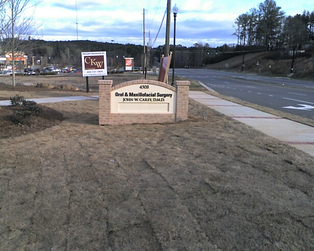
(81, 51), (107, 77)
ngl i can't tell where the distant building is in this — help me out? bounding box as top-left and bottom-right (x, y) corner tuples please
(5, 51), (28, 66)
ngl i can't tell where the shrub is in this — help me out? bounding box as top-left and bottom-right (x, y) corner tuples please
(9, 95), (42, 125)
(22, 100), (42, 116)
(10, 94), (25, 106)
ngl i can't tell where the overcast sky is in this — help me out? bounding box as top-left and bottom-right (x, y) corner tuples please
(29, 0), (313, 48)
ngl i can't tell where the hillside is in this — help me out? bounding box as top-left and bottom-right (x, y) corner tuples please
(205, 52), (314, 80)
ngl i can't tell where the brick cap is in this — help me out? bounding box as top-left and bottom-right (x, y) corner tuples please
(112, 79), (176, 91)
(176, 81), (190, 86)
(99, 80), (113, 85)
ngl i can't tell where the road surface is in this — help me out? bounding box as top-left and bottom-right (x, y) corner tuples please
(176, 68), (314, 120)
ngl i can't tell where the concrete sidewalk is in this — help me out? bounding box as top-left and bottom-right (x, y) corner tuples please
(0, 95), (99, 106)
(189, 91), (314, 158)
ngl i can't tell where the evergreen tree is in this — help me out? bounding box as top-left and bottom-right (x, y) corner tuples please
(283, 14), (309, 45)
(257, 0), (285, 47)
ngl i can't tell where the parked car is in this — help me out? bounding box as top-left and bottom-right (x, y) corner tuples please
(40, 67), (51, 74)
(23, 68), (36, 75)
(117, 67), (125, 73)
(52, 68), (61, 74)
(62, 68), (70, 73)
(71, 69), (82, 74)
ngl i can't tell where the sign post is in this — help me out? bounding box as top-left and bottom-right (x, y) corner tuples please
(86, 77), (89, 93)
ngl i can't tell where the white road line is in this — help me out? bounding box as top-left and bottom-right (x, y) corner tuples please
(283, 104), (314, 111)
(288, 92), (307, 96)
(283, 97), (314, 105)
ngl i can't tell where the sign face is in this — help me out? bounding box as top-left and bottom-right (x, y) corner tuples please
(111, 84), (176, 114)
(81, 51), (107, 77)
(125, 58), (133, 71)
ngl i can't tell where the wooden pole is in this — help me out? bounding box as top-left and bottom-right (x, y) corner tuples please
(164, 0), (171, 56)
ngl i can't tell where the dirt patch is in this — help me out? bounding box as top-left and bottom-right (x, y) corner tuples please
(0, 79), (314, 250)
(0, 105), (63, 139)
(0, 72), (203, 93)
(0, 73), (141, 90)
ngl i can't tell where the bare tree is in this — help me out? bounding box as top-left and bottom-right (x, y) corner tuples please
(0, 0), (41, 86)
(0, 0), (9, 47)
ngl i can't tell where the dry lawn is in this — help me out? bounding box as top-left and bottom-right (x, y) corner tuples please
(0, 73), (314, 250)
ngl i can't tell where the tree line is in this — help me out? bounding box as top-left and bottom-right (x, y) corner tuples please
(233, 0), (314, 48)
(21, 40), (145, 69)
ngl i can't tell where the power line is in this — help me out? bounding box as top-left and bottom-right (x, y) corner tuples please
(144, 0), (166, 47)
(146, 0), (162, 31)
(151, 8), (167, 47)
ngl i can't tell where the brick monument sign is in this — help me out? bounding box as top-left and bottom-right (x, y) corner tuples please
(99, 79), (190, 125)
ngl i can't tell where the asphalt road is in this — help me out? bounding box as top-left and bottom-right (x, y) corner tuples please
(176, 68), (314, 120)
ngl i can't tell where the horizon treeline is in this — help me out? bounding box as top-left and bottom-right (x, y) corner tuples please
(233, 0), (314, 48)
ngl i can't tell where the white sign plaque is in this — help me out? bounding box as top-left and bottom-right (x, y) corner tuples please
(111, 84), (176, 114)
(81, 51), (107, 77)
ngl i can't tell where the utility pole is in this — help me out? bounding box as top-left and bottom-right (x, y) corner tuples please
(143, 8), (146, 76)
(164, 0), (171, 56)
